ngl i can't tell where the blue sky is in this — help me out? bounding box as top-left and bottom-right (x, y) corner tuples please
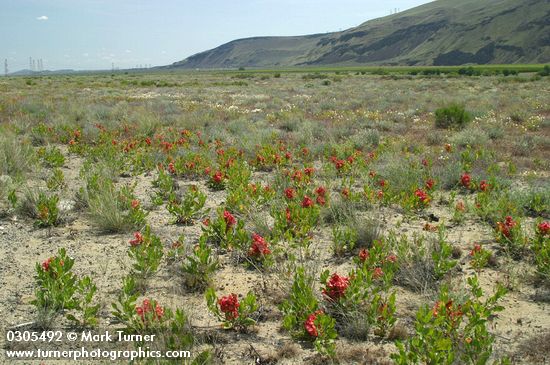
(1, 0), (432, 71)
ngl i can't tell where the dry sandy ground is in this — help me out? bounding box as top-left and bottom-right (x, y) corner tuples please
(1, 148), (549, 365)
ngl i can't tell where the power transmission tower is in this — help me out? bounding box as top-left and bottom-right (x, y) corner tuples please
(4, 59), (8, 77)
(29, 57), (33, 70)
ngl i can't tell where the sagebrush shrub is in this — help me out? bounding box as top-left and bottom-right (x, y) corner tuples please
(435, 104), (472, 129)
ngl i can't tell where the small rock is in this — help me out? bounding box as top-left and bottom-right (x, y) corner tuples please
(0, 175), (13, 185)
(59, 199), (76, 213)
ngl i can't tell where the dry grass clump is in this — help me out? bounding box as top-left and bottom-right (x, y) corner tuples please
(0, 132), (35, 178)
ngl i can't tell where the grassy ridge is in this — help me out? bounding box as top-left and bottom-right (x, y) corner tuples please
(172, 0), (550, 68)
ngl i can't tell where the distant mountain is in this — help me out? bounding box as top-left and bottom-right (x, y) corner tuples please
(169, 0), (550, 69)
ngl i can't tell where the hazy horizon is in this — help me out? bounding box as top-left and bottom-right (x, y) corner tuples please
(1, 0), (433, 72)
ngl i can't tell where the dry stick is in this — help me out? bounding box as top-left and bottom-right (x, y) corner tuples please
(248, 344), (263, 364)
(8, 321), (36, 330)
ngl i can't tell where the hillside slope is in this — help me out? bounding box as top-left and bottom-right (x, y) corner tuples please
(170, 0), (550, 68)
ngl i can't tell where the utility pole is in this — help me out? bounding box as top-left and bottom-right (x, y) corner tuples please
(29, 57), (33, 71)
(4, 59), (8, 77)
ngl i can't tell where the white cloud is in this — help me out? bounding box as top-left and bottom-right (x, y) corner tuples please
(125, 49), (132, 53)
(36, 15), (48, 21)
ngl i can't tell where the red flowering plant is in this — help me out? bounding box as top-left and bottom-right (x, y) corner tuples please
(34, 192), (60, 228)
(33, 248), (99, 327)
(425, 178), (436, 191)
(208, 170), (226, 190)
(452, 200), (467, 224)
(320, 268), (397, 337)
(412, 188), (431, 209)
(459, 171), (491, 193)
(460, 172), (472, 189)
(304, 310), (338, 358)
(127, 225), (163, 283)
(252, 143), (292, 170)
(354, 239), (398, 290)
(247, 233), (272, 266)
(363, 178), (392, 206)
(135, 298), (166, 329)
(279, 267), (337, 357)
(532, 220), (550, 280)
(201, 208), (248, 249)
(33, 248), (77, 312)
(495, 215), (527, 258)
(206, 289), (258, 331)
(469, 243), (492, 272)
(321, 273), (350, 301)
(171, 152), (211, 179)
(327, 150), (363, 178)
(165, 235), (186, 263)
(113, 279), (194, 348)
(271, 199), (320, 252)
(392, 277), (507, 365)
(117, 185), (148, 229)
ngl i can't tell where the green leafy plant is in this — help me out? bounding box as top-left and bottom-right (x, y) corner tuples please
(305, 310), (338, 358)
(181, 235), (219, 290)
(321, 268), (397, 338)
(46, 168), (66, 191)
(201, 208), (248, 249)
(127, 226), (163, 283)
(392, 277), (507, 365)
(35, 192), (60, 228)
(207, 170), (226, 191)
(271, 197), (320, 252)
(151, 167), (177, 205)
(32, 248), (78, 312)
(469, 243), (493, 272)
(111, 275), (140, 326)
(532, 221), (550, 281)
(112, 275), (197, 358)
(32, 248), (99, 327)
(66, 277), (100, 328)
(332, 225), (358, 257)
(167, 186), (208, 225)
(432, 226), (458, 279)
(280, 266), (320, 338)
(39, 146), (65, 168)
(495, 216), (527, 258)
(279, 267), (338, 357)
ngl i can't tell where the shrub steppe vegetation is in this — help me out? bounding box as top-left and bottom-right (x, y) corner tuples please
(0, 70), (549, 364)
